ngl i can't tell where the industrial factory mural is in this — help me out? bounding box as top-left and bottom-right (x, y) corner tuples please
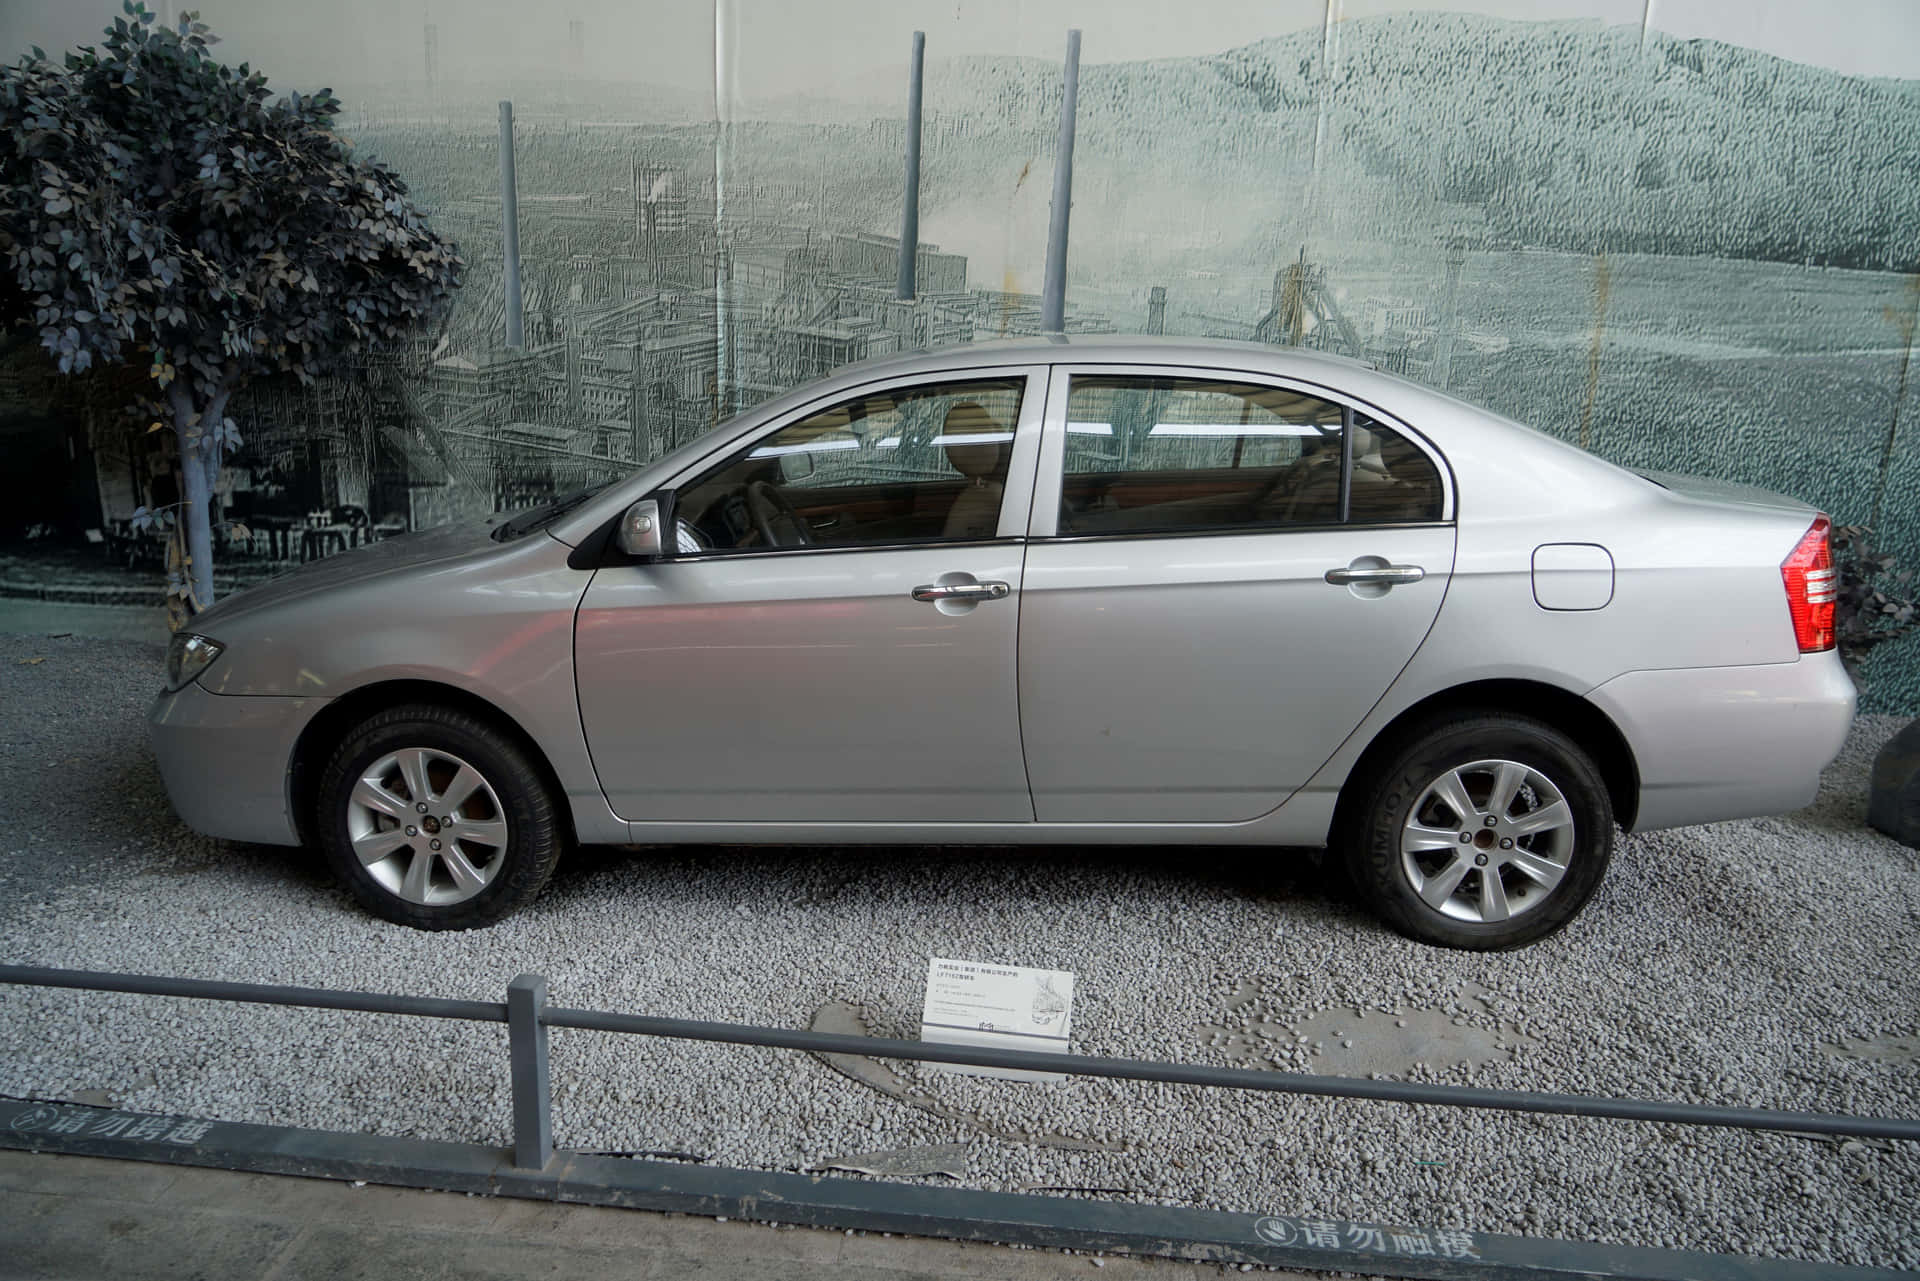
(1, 2), (1917, 701)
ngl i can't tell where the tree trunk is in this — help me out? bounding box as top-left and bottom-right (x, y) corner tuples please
(164, 506), (192, 634)
(168, 382), (230, 611)
(176, 429), (216, 609)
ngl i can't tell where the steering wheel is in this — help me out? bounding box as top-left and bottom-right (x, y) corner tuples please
(745, 480), (813, 548)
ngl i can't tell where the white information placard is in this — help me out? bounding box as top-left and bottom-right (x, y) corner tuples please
(919, 957), (1075, 1081)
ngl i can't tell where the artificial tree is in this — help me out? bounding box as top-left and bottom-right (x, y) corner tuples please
(0, 3), (461, 616)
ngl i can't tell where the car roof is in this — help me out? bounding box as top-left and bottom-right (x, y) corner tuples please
(829, 334), (1379, 384)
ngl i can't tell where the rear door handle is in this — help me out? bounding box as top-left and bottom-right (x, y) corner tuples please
(1325, 564), (1425, 586)
(912, 581), (1010, 602)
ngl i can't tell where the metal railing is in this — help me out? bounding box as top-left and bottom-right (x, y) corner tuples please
(4, 961), (1917, 1175)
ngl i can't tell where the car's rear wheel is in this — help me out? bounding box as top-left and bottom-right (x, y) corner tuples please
(316, 704), (562, 930)
(1343, 712), (1613, 950)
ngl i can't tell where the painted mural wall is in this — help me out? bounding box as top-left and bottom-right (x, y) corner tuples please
(1, 1), (1917, 704)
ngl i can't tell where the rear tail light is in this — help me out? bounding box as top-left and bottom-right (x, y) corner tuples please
(1780, 515), (1836, 653)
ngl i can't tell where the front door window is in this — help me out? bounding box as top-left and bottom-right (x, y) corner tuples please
(672, 378), (1026, 552)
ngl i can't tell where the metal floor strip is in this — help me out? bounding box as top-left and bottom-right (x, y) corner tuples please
(0, 1099), (1902, 1281)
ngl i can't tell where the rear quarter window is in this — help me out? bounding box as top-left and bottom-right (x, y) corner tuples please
(1347, 413), (1444, 524)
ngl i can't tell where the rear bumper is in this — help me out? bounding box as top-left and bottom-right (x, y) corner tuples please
(148, 681), (323, 847)
(1587, 651), (1856, 832)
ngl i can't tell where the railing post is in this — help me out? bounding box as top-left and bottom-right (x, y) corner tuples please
(507, 973), (552, 1170)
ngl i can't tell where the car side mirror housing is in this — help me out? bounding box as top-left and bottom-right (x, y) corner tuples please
(616, 498), (665, 559)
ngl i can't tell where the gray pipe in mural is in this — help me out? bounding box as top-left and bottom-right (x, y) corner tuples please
(498, 99), (524, 350)
(1040, 29), (1082, 334)
(898, 30), (925, 302)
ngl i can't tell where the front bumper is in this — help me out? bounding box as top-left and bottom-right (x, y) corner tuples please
(148, 681), (324, 847)
(1587, 650), (1857, 832)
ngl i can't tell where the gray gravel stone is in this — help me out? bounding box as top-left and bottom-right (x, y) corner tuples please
(0, 632), (1916, 1269)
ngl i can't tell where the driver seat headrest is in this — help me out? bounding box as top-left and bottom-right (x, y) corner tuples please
(941, 402), (1010, 482)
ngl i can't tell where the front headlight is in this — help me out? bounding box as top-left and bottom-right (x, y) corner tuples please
(165, 632), (226, 691)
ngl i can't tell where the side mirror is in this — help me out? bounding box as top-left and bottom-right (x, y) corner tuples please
(616, 498), (664, 558)
(779, 450), (815, 483)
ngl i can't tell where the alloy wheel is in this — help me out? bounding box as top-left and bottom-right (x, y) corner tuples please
(1399, 758), (1575, 924)
(343, 746), (508, 906)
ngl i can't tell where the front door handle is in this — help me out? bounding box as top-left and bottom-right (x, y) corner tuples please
(912, 580), (1010, 603)
(1325, 564), (1425, 586)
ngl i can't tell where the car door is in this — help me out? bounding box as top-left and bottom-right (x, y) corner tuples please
(575, 367), (1046, 823)
(1017, 365), (1457, 823)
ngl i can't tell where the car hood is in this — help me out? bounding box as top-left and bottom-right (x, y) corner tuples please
(191, 518), (507, 631)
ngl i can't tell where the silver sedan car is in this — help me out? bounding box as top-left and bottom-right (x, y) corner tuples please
(149, 337), (1855, 948)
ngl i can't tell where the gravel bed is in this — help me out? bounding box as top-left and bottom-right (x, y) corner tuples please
(1, 632), (1916, 1269)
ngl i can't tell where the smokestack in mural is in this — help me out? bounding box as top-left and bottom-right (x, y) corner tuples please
(633, 156), (651, 275)
(1041, 30), (1082, 334)
(897, 31), (925, 302)
(1147, 286), (1167, 335)
(633, 161), (678, 282)
(568, 20), (585, 75)
(423, 24), (438, 91)
(498, 100), (524, 349)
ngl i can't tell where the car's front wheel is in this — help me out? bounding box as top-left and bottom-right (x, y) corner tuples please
(1343, 712), (1613, 950)
(315, 704), (563, 930)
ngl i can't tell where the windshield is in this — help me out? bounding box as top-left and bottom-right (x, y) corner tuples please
(490, 482), (616, 542)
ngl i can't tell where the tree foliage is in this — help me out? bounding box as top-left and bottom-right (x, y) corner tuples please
(1835, 524), (1920, 685)
(0, 3), (462, 612)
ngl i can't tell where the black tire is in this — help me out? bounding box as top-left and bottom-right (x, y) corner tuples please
(315, 703), (563, 930)
(1341, 712), (1613, 950)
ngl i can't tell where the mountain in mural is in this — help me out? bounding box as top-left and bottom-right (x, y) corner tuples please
(1209, 14), (1920, 268)
(745, 13), (1920, 271)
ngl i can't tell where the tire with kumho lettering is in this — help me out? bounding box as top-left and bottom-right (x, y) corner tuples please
(1343, 712), (1613, 950)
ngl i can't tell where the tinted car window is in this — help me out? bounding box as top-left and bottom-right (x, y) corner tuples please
(1348, 412), (1444, 524)
(1058, 377), (1345, 535)
(674, 378), (1024, 551)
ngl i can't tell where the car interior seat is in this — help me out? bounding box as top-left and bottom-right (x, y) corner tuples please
(941, 402), (1011, 539)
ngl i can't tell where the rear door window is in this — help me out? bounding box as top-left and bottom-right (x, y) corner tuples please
(1056, 376), (1443, 535)
(1059, 377), (1344, 535)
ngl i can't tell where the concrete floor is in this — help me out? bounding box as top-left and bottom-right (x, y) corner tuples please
(0, 599), (168, 647)
(0, 1150), (1303, 1280)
